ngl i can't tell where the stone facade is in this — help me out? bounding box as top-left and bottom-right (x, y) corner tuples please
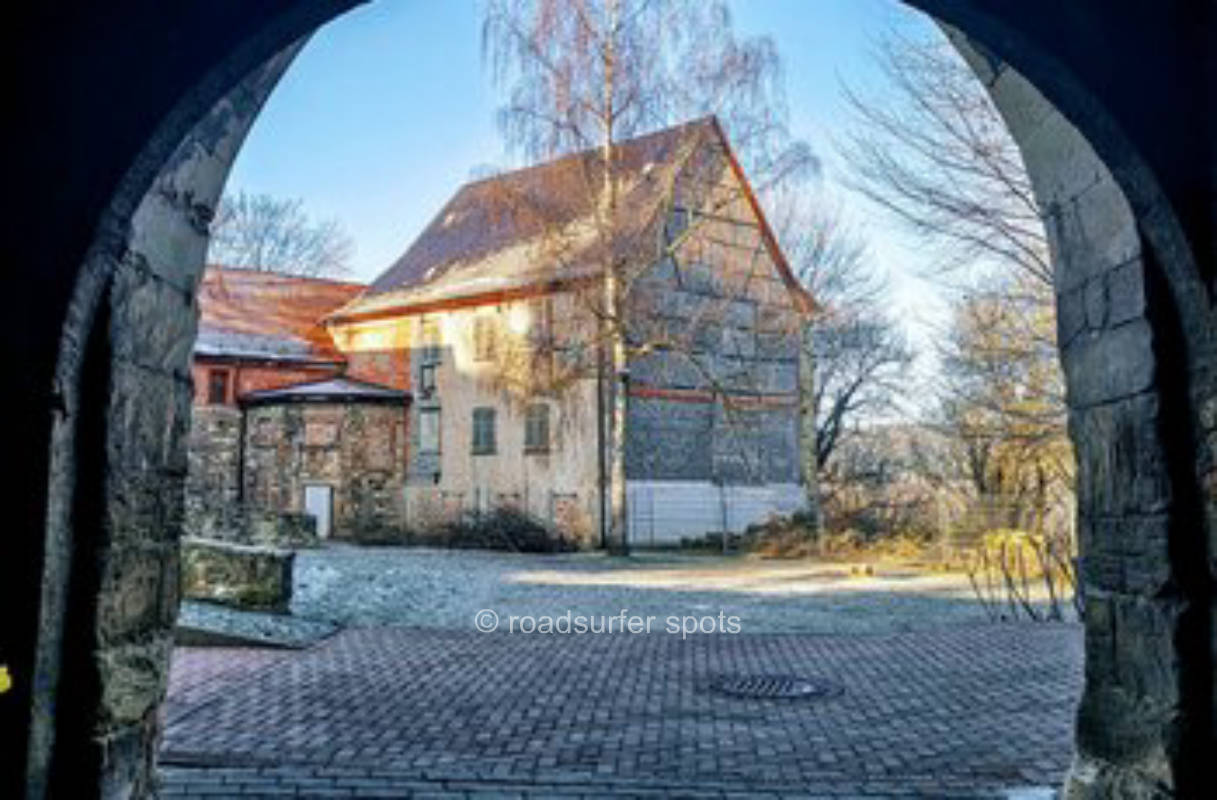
(185, 383), (407, 544)
(243, 399), (407, 540)
(180, 538), (294, 612)
(185, 405), (242, 518)
(946, 31), (1216, 797)
(184, 399), (322, 547)
(183, 268), (392, 545)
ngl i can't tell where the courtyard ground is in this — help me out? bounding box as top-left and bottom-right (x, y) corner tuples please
(161, 546), (1084, 798)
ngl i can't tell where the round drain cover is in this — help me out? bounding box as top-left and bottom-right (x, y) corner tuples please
(709, 674), (841, 700)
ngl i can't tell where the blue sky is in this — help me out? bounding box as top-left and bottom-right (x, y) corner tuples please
(225, 0), (949, 383)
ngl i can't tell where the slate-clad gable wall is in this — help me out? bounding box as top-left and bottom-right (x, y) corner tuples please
(623, 157), (803, 492)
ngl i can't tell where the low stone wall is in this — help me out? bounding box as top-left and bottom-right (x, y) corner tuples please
(185, 504), (319, 548)
(180, 538), (294, 613)
(245, 509), (317, 547)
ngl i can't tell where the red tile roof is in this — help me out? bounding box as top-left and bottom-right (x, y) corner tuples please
(197, 267), (366, 362)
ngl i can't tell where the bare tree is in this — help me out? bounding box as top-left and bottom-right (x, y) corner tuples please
(482, 0), (813, 553)
(839, 31), (1049, 287)
(772, 197), (912, 484)
(208, 190), (354, 277)
(932, 279), (1071, 529)
(840, 28), (1074, 579)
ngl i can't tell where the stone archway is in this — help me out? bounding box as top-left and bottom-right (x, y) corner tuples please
(943, 32), (1212, 796)
(4, 2), (1212, 798)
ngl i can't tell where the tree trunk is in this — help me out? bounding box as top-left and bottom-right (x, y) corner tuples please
(798, 320), (821, 532)
(602, 0), (629, 555)
(608, 332), (629, 554)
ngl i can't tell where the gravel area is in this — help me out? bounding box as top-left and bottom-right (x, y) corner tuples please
(165, 546), (1082, 797)
(177, 600), (339, 647)
(289, 544), (1054, 634)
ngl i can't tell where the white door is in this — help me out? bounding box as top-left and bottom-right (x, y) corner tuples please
(304, 485), (333, 539)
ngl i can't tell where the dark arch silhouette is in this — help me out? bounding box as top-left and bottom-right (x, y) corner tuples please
(3, 2), (1212, 797)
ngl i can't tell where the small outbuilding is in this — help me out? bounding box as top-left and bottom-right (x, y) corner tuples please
(240, 376), (410, 540)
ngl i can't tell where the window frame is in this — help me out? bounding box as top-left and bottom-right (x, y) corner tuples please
(419, 362), (437, 396)
(421, 318), (442, 364)
(523, 403), (550, 454)
(472, 315), (497, 362)
(529, 297), (556, 384)
(206, 368), (230, 405)
(471, 406), (497, 455)
(665, 205), (691, 247)
(418, 407), (441, 455)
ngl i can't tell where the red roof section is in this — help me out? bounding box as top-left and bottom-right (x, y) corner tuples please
(198, 266), (366, 361)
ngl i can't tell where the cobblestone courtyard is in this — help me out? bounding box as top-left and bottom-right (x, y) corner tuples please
(161, 548), (1084, 798)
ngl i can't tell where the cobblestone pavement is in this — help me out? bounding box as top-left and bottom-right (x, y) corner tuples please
(161, 623), (1082, 798)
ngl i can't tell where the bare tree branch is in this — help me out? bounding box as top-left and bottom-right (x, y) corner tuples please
(208, 190), (353, 277)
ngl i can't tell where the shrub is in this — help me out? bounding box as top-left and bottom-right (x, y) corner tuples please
(414, 507), (578, 553)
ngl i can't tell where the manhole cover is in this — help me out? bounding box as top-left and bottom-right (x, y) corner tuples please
(709, 674), (842, 700)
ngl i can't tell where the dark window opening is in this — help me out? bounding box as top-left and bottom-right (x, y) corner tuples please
(207, 369), (230, 405)
(472, 406), (497, 455)
(524, 403), (550, 453)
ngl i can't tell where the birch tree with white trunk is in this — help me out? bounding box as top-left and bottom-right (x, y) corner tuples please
(482, 0), (812, 554)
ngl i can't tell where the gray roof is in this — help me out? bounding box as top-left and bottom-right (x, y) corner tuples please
(240, 376), (409, 406)
(326, 115), (812, 322)
(364, 117), (719, 296)
(194, 328), (343, 364)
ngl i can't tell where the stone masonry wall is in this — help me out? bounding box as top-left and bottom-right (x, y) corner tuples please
(948, 30), (1215, 797)
(184, 403), (320, 547)
(180, 538), (293, 613)
(184, 503), (318, 548)
(185, 405), (242, 520)
(243, 401), (407, 540)
(28, 45), (305, 799)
